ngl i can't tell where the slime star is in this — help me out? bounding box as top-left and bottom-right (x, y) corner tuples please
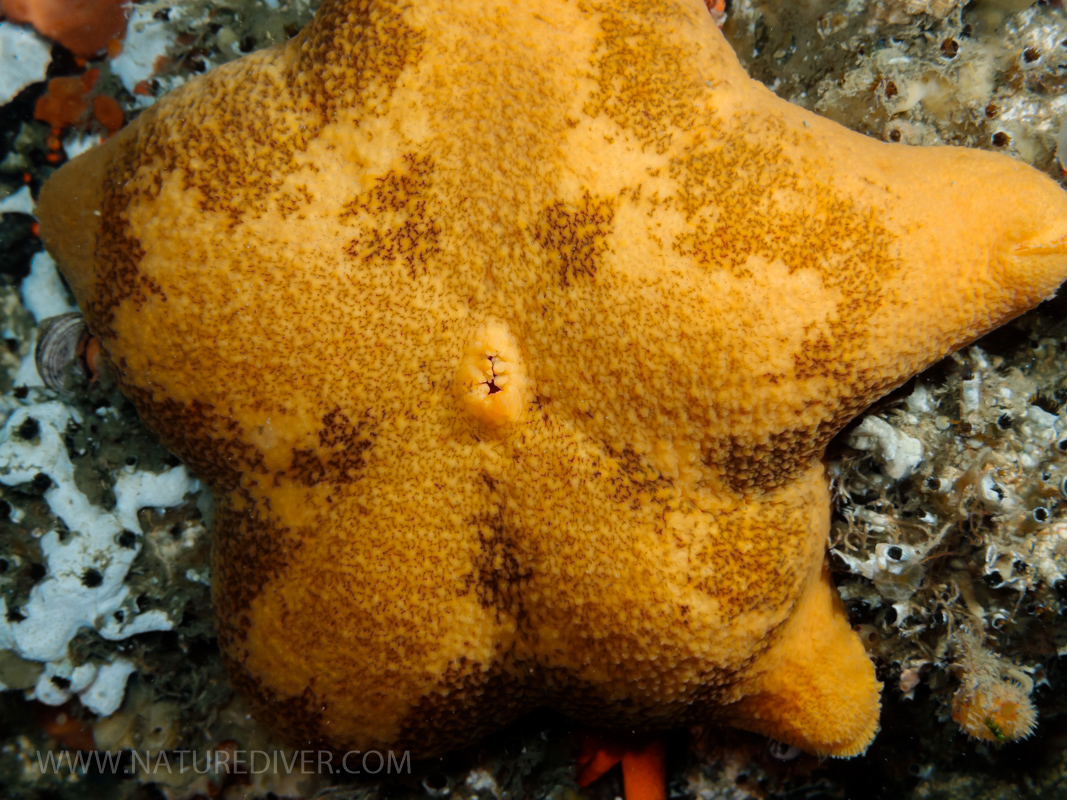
(38, 0), (1067, 758)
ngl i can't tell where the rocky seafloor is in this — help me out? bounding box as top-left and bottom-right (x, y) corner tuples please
(2, 0), (1067, 798)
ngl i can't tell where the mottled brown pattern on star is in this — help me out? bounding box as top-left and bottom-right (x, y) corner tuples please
(342, 153), (442, 278)
(534, 192), (615, 287)
(287, 406), (375, 485)
(118, 376), (268, 492)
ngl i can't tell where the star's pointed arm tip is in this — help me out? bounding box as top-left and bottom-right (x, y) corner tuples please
(991, 209), (1067, 316)
(1013, 234), (1067, 257)
(37, 132), (123, 309)
(723, 561), (882, 758)
(947, 151), (1067, 310)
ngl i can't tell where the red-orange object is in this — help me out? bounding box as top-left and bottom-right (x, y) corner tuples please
(92, 95), (124, 135)
(34, 702), (97, 751)
(34, 69), (123, 135)
(79, 333), (101, 382)
(34, 76), (90, 129)
(0, 0), (128, 56)
(576, 734), (666, 800)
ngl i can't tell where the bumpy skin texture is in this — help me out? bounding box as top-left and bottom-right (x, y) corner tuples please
(38, 0), (1067, 759)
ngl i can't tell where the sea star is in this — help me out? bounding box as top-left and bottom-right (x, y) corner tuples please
(37, 0), (1067, 758)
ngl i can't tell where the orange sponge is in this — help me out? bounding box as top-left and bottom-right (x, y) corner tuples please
(1, 0), (127, 56)
(34, 75), (91, 129)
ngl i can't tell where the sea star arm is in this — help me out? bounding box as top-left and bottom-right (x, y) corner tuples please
(722, 560), (881, 757)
